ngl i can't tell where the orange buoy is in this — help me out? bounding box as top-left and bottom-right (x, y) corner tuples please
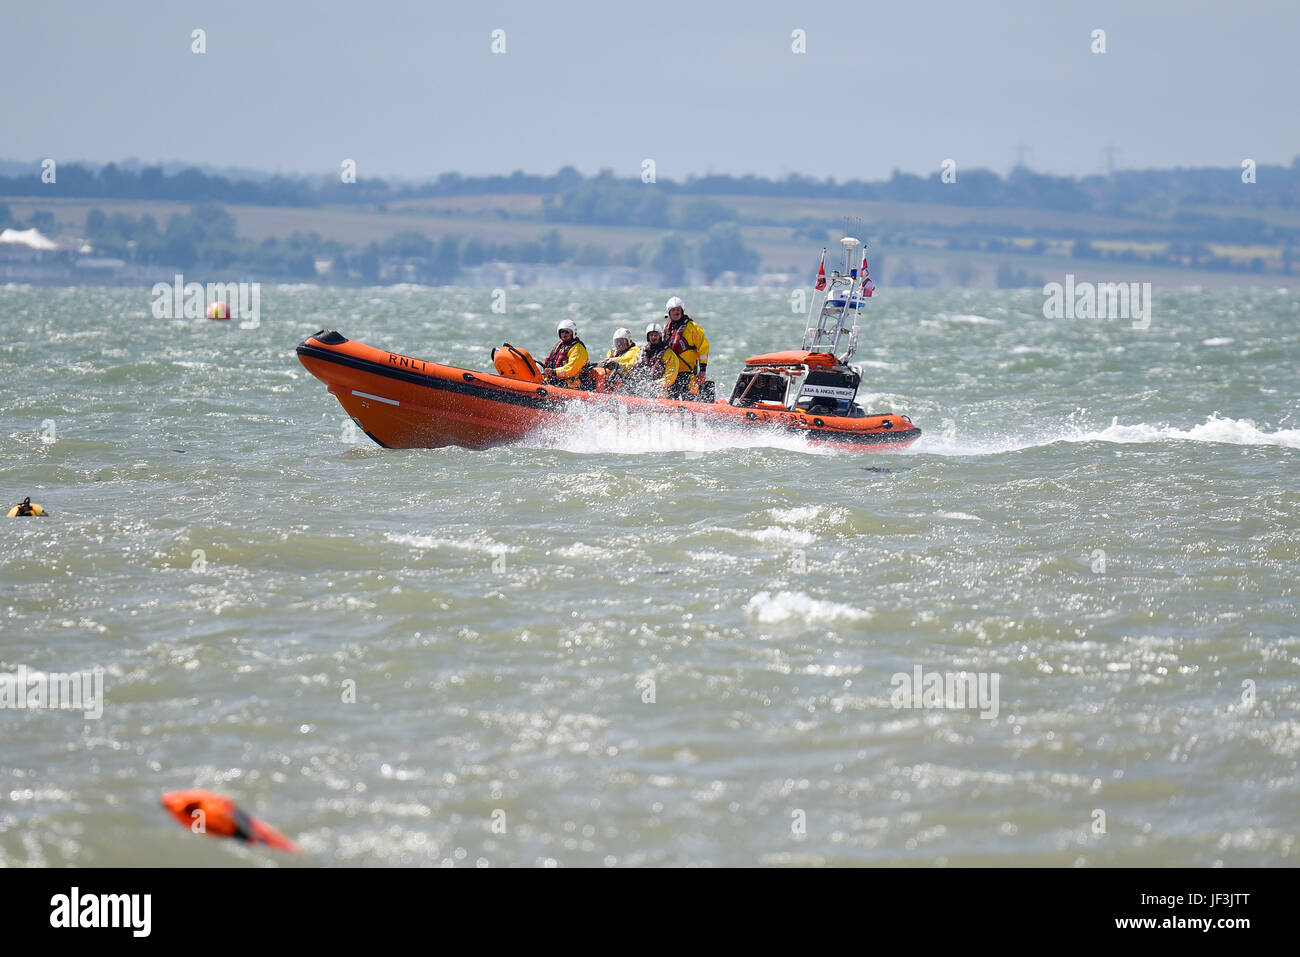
(207, 301), (231, 320)
(160, 789), (301, 853)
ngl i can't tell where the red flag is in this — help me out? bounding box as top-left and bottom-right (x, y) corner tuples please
(860, 256), (872, 296)
(814, 248), (826, 290)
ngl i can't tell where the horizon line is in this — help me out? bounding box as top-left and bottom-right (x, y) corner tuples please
(4, 155), (1300, 187)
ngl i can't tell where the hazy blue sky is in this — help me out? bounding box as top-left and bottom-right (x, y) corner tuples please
(3, 0), (1296, 181)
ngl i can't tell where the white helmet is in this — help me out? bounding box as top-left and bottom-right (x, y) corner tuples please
(645, 322), (663, 337)
(665, 296), (685, 312)
(557, 319), (577, 336)
(613, 327), (634, 344)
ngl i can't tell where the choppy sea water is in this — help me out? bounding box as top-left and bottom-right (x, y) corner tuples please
(1, 284), (1297, 867)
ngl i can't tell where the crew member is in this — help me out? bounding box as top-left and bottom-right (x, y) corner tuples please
(595, 327), (639, 389)
(626, 323), (684, 397)
(542, 319), (589, 388)
(663, 296), (710, 395)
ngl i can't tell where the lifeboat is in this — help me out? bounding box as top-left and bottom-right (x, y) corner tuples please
(295, 238), (921, 452)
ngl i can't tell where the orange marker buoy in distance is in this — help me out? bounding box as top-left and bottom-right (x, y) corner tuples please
(207, 301), (231, 320)
(160, 789), (301, 853)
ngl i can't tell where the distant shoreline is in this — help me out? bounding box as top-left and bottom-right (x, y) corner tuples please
(4, 157), (1297, 290)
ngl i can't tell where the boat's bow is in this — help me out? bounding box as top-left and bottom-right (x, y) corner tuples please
(296, 330), (566, 449)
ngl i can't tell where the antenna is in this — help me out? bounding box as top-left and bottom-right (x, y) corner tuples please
(839, 234), (860, 274)
(1102, 144), (1119, 176)
(1014, 141), (1030, 169)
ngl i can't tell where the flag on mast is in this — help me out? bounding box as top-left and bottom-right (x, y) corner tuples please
(860, 255), (874, 297)
(814, 248), (826, 290)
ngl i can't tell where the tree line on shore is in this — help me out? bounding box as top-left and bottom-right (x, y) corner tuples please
(2, 157), (1298, 223)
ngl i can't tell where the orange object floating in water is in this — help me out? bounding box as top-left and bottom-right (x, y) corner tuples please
(160, 789), (301, 853)
(207, 301), (231, 320)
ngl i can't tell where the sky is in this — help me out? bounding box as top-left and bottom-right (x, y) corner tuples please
(2, 0), (1297, 182)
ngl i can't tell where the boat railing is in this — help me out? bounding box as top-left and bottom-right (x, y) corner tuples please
(802, 237), (867, 360)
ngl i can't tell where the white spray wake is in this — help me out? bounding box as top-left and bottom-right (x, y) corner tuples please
(520, 401), (1297, 459)
(1070, 415), (1300, 449)
(912, 414), (1300, 457)
(522, 402), (824, 456)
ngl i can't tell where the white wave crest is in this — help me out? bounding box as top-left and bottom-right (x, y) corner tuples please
(938, 313), (1002, 325)
(385, 532), (515, 553)
(767, 506), (827, 523)
(1072, 415), (1300, 449)
(912, 414), (1300, 456)
(745, 590), (873, 625)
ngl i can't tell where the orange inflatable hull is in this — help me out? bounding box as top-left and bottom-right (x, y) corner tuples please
(296, 331), (921, 452)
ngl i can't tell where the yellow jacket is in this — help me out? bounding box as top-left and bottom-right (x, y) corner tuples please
(659, 347), (685, 391)
(665, 317), (709, 372)
(549, 340), (588, 382)
(605, 343), (640, 373)
(631, 343), (685, 394)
